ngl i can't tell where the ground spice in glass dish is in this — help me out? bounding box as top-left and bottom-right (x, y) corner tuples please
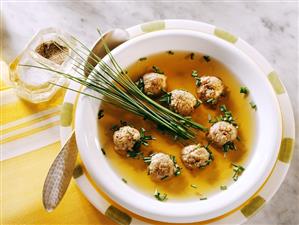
(35, 41), (69, 65)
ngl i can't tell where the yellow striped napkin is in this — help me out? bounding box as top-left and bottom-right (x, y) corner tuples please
(0, 61), (115, 224)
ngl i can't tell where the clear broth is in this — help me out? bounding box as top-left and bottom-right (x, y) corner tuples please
(98, 52), (254, 201)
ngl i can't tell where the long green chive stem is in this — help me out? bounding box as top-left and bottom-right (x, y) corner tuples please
(21, 32), (208, 139)
(94, 34), (207, 131)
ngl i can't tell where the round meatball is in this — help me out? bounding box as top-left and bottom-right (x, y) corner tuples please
(207, 121), (237, 146)
(196, 76), (224, 103)
(181, 144), (211, 169)
(143, 72), (167, 96)
(147, 153), (175, 181)
(169, 89), (197, 116)
(113, 126), (140, 154)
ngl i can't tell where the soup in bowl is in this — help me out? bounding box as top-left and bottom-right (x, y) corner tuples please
(75, 30), (282, 223)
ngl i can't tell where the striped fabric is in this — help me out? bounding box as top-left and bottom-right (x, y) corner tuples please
(0, 72), (114, 224)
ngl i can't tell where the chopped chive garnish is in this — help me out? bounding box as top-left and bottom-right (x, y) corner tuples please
(174, 169), (181, 176)
(120, 120), (128, 126)
(134, 127), (154, 150)
(191, 70), (198, 77)
(191, 70), (202, 87)
(200, 197), (207, 200)
(110, 125), (118, 132)
(101, 148), (106, 156)
(127, 148), (142, 158)
(240, 86), (249, 95)
(250, 101), (257, 110)
(139, 57), (147, 61)
(154, 189), (168, 201)
(203, 55), (211, 62)
(222, 141), (236, 152)
(170, 155), (181, 176)
(206, 98), (216, 104)
(208, 105), (238, 128)
(208, 114), (212, 122)
(232, 163), (245, 181)
(220, 185), (227, 190)
(219, 104), (238, 126)
(143, 155), (152, 164)
(152, 65), (164, 74)
(190, 52), (195, 60)
(122, 178), (127, 183)
(205, 143), (211, 149)
(191, 184), (198, 189)
(195, 78), (201, 87)
(161, 175), (169, 180)
(167, 50), (174, 55)
(98, 109), (104, 119)
(159, 92), (172, 105)
(129, 128), (153, 158)
(194, 99), (202, 108)
(135, 77), (144, 92)
(110, 120), (129, 132)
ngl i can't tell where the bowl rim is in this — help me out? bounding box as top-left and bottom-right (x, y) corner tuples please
(75, 29), (282, 223)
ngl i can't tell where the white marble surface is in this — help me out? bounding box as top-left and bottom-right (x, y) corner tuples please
(1, 1), (298, 225)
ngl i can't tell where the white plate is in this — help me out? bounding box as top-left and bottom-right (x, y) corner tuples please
(60, 19), (295, 225)
(75, 29), (282, 223)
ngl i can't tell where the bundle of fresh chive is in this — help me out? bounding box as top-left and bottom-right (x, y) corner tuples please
(23, 31), (207, 139)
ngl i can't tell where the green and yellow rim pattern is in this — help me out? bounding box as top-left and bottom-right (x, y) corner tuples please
(60, 20), (295, 225)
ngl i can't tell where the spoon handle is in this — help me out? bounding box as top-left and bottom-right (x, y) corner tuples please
(42, 130), (78, 211)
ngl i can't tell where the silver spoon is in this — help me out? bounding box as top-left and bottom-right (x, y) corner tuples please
(43, 130), (78, 211)
(42, 28), (130, 211)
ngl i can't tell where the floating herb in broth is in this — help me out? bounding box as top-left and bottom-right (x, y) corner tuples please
(98, 51), (254, 200)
